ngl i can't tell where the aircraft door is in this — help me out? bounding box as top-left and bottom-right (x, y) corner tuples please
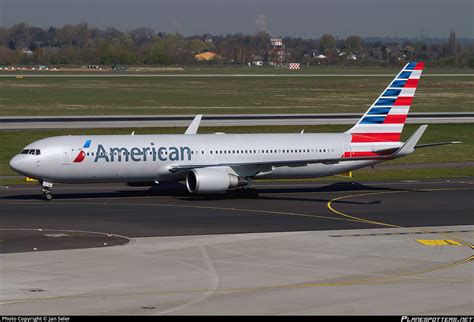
(61, 150), (71, 165)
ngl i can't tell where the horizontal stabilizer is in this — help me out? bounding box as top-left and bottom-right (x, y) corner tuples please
(416, 141), (462, 148)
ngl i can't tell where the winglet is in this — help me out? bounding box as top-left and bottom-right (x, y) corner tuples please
(185, 114), (203, 135)
(396, 124), (428, 157)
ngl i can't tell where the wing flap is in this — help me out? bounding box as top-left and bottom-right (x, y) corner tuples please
(168, 155), (392, 173)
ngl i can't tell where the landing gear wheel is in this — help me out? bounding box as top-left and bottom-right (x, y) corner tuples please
(234, 187), (259, 198)
(246, 188), (259, 198)
(42, 191), (52, 201)
(250, 188), (259, 198)
(41, 181), (54, 201)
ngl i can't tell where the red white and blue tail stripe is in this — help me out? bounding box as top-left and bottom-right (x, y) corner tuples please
(346, 61), (424, 143)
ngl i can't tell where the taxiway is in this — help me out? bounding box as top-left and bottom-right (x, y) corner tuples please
(0, 179), (472, 314)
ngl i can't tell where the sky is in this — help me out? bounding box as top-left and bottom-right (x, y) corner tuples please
(0, 0), (472, 38)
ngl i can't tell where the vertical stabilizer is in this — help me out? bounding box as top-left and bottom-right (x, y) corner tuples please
(346, 61), (424, 143)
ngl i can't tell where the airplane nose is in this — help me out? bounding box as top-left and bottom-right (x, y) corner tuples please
(9, 155), (27, 174)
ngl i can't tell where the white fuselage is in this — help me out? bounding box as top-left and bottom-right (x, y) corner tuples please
(9, 133), (382, 183)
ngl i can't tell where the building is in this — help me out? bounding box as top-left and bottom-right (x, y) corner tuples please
(270, 38), (283, 47)
(195, 52), (219, 61)
(270, 38), (286, 66)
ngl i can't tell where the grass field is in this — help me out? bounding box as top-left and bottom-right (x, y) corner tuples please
(2, 66), (473, 75)
(1, 124), (472, 185)
(0, 75), (472, 116)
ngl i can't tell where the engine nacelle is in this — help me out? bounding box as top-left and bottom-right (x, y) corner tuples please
(186, 168), (248, 194)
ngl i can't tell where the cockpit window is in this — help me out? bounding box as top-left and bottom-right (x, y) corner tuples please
(20, 149), (41, 155)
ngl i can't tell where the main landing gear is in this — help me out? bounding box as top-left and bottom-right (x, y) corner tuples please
(229, 187), (259, 198)
(41, 181), (53, 201)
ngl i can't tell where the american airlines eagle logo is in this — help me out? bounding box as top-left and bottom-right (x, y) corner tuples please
(73, 140), (91, 163)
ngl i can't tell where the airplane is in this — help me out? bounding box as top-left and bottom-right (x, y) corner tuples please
(9, 61), (459, 200)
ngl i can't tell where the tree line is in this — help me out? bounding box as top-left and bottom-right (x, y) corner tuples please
(0, 23), (472, 67)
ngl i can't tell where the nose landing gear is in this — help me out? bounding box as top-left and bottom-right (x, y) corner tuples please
(42, 189), (52, 200)
(41, 181), (53, 201)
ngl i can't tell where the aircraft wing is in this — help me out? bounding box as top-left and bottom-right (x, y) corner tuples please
(169, 125), (428, 173)
(168, 156), (387, 173)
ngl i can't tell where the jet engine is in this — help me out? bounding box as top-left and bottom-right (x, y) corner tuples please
(186, 168), (248, 194)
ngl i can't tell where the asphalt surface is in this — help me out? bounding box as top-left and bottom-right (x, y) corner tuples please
(0, 179), (472, 253)
(1, 113), (473, 129)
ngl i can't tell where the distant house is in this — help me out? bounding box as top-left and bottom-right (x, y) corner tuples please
(195, 52), (219, 61)
(21, 48), (34, 56)
(347, 53), (357, 60)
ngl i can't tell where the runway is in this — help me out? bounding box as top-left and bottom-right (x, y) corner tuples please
(2, 112), (473, 129)
(1, 179), (473, 314)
